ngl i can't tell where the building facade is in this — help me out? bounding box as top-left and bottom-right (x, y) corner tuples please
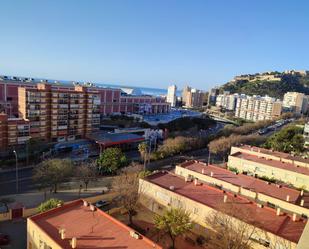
(283, 92), (308, 114)
(228, 146), (309, 189)
(166, 84), (177, 107)
(182, 85), (204, 108)
(235, 95), (282, 121)
(215, 92), (240, 111)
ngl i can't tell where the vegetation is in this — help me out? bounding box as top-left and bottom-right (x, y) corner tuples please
(154, 208), (193, 249)
(221, 73), (309, 99)
(158, 116), (215, 133)
(138, 142), (149, 169)
(37, 198), (63, 213)
(33, 159), (73, 193)
(96, 148), (129, 174)
(264, 125), (305, 154)
(228, 167), (239, 174)
(150, 136), (206, 160)
(111, 164), (144, 225)
(75, 162), (97, 191)
(208, 134), (266, 161)
(103, 115), (151, 128)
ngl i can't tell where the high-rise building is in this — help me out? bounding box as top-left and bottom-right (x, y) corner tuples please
(207, 87), (219, 107)
(166, 85), (177, 107)
(182, 85), (205, 108)
(215, 92), (239, 111)
(283, 92), (308, 114)
(235, 95), (282, 121)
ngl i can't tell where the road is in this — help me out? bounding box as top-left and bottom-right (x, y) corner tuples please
(0, 122), (225, 197)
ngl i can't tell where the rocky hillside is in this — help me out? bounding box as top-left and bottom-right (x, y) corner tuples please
(221, 73), (309, 99)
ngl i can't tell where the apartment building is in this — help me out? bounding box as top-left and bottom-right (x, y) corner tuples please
(175, 160), (309, 216)
(215, 92), (240, 111)
(166, 84), (177, 107)
(0, 113), (30, 150)
(182, 85), (204, 108)
(18, 83), (101, 142)
(27, 199), (161, 249)
(207, 87), (219, 107)
(228, 146), (309, 189)
(0, 77), (170, 118)
(283, 92), (308, 114)
(235, 95), (282, 121)
(139, 171), (307, 249)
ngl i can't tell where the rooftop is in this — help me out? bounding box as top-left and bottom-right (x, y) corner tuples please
(179, 161), (304, 205)
(239, 145), (309, 165)
(146, 171), (307, 243)
(29, 199), (161, 249)
(87, 132), (144, 146)
(231, 151), (309, 176)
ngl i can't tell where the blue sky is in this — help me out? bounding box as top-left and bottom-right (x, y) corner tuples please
(0, 0), (308, 90)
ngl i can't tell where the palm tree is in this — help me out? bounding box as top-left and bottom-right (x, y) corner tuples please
(138, 142), (148, 170)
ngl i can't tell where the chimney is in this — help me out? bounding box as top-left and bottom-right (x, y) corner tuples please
(300, 199), (305, 207)
(201, 169), (205, 174)
(292, 213), (297, 222)
(90, 204), (96, 212)
(276, 208), (281, 216)
(60, 229), (66, 240)
(210, 172), (214, 177)
(169, 186), (175, 191)
(71, 237), (77, 248)
(223, 195), (227, 203)
(83, 200), (88, 207)
(286, 195), (290, 202)
(194, 178), (198, 186)
(300, 189), (304, 196)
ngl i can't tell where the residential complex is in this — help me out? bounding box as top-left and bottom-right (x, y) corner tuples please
(228, 145), (309, 189)
(0, 77), (170, 149)
(182, 85), (205, 108)
(235, 95), (282, 121)
(207, 87), (219, 107)
(27, 199), (161, 249)
(166, 84), (177, 107)
(283, 92), (308, 114)
(139, 170), (307, 249)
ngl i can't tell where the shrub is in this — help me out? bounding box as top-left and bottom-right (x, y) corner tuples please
(37, 198), (63, 213)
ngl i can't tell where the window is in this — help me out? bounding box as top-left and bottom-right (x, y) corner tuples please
(193, 207), (199, 215)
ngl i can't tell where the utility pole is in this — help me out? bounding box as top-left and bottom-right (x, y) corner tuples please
(207, 150), (211, 165)
(13, 150), (18, 194)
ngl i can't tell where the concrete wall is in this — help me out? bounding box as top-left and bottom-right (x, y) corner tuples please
(228, 155), (309, 189)
(139, 178), (297, 249)
(175, 166), (309, 217)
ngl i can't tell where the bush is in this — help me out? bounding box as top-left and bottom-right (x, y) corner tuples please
(37, 198), (63, 213)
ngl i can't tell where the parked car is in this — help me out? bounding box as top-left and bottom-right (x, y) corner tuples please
(95, 200), (110, 209)
(0, 233), (10, 246)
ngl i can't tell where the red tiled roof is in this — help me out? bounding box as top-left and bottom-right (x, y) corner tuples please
(231, 151), (309, 176)
(29, 200), (161, 249)
(146, 172), (307, 243)
(239, 145), (309, 164)
(180, 161), (302, 204)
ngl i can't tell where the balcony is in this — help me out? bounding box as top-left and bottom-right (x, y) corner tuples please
(59, 104), (69, 108)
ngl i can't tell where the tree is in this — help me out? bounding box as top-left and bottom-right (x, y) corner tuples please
(75, 161), (97, 191)
(33, 159), (73, 193)
(37, 198), (63, 213)
(97, 147), (128, 174)
(138, 142), (148, 169)
(205, 201), (257, 249)
(154, 208), (193, 249)
(111, 164), (143, 225)
(264, 125), (305, 154)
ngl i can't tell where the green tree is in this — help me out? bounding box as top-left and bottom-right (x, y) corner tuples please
(97, 147), (128, 174)
(37, 198), (63, 213)
(33, 159), (73, 193)
(154, 208), (193, 249)
(264, 125), (305, 153)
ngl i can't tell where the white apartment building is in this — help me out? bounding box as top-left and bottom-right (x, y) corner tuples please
(166, 84), (177, 107)
(283, 92), (308, 114)
(235, 95), (282, 121)
(215, 92), (239, 111)
(304, 122), (309, 148)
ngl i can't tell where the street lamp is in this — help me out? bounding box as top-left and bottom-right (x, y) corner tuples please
(13, 150), (18, 194)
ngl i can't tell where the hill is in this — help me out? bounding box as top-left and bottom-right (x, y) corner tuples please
(220, 73), (309, 99)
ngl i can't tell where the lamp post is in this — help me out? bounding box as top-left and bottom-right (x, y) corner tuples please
(13, 150), (18, 194)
